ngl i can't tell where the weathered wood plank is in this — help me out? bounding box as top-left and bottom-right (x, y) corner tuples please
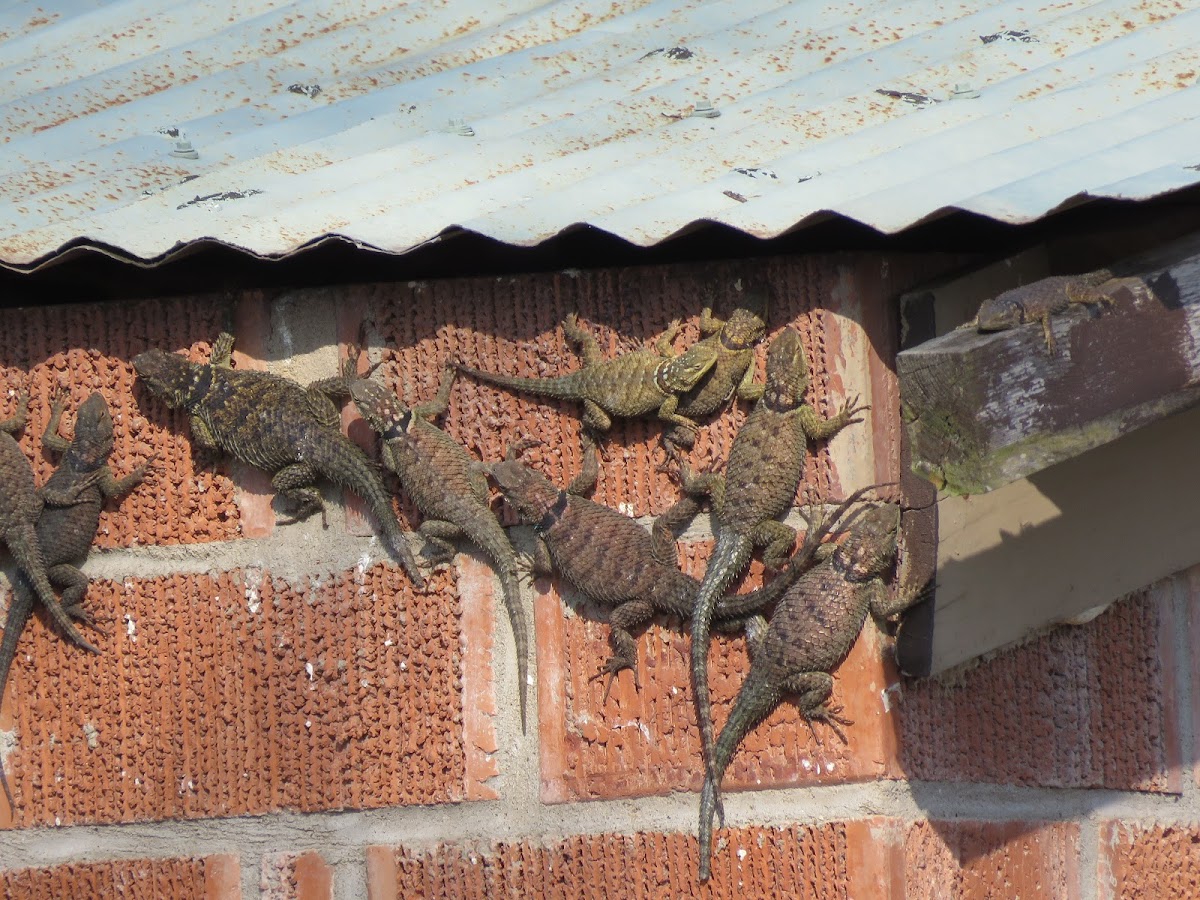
(898, 235), (1200, 495)
(896, 399), (1200, 675)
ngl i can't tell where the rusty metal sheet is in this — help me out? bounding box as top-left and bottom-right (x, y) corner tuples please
(0, 0), (1197, 268)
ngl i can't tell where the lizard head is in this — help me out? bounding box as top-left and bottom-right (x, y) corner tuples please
(65, 392), (115, 471)
(348, 379), (410, 437)
(975, 291), (1026, 332)
(721, 288), (769, 350)
(837, 503), (899, 581)
(761, 327), (810, 409)
(133, 348), (205, 408)
(661, 344), (718, 392)
(488, 460), (560, 525)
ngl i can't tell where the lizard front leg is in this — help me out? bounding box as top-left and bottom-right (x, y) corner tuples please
(0, 391), (28, 434)
(698, 307), (724, 336)
(41, 390), (71, 455)
(654, 319), (683, 357)
(796, 394), (868, 442)
(209, 332), (236, 369)
(99, 459), (153, 499)
(650, 495), (705, 567)
(272, 462), (327, 526)
(734, 361), (764, 403)
(413, 367), (456, 421)
(187, 414), (222, 451)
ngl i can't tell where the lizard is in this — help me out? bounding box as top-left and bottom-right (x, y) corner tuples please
(975, 268), (1116, 352)
(0, 391), (151, 810)
(132, 332), (425, 589)
(454, 313), (717, 491)
(486, 450), (816, 701)
(697, 502), (916, 882)
(335, 357), (533, 732)
(661, 287), (769, 458)
(672, 326), (866, 782)
(0, 390), (102, 657)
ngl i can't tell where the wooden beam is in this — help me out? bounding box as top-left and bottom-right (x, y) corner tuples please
(896, 400), (1200, 675)
(898, 233), (1200, 496)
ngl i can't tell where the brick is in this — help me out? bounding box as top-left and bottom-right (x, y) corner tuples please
(369, 823), (849, 899)
(903, 821), (1080, 900)
(262, 851), (332, 900)
(895, 587), (1181, 791)
(351, 257), (907, 521)
(1100, 822), (1200, 899)
(0, 295), (241, 549)
(1, 563), (468, 827)
(537, 538), (899, 802)
(0, 853), (240, 899)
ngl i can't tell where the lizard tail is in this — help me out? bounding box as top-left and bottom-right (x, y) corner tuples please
(691, 530), (752, 781)
(698, 669), (780, 882)
(455, 365), (580, 402)
(468, 515), (531, 733)
(0, 578), (37, 813)
(498, 566), (531, 734)
(310, 435), (427, 590)
(5, 525), (97, 654)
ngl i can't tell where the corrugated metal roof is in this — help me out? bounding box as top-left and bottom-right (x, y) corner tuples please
(1, 0), (1198, 270)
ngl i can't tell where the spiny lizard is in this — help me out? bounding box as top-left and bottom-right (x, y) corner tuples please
(664, 289), (768, 454)
(697, 502), (915, 881)
(488, 453), (798, 701)
(976, 268), (1115, 352)
(338, 359), (533, 732)
(455, 313), (717, 491)
(676, 327), (866, 780)
(0, 391), (101, 657)
(0, 391), (151, 810)
(133, 333), (425, 588)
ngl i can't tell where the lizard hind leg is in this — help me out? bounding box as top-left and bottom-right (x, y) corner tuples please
(417, 519), (462, 568)
(590, 598), (656, 702)
(271, 463), (327, 526)
(787, 672), (851, 745)
(48, 564), (110, 635)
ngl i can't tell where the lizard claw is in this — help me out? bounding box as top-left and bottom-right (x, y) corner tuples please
(805, 704), (853, 746)
(841, 394), (870, 424)
(590, 656), (638, 703)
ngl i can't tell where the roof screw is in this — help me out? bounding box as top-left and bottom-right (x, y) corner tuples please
(689, 98), (720, 118)
(949, 82), (980, 100)
(171, 138), (199, 159)
(445, 118), (476, 137)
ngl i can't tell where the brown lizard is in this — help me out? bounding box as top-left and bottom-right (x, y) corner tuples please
(672, 327), (866, 781)
(455, 313), (717, 491)
(336, 358), (534, 732)
(976, 268), (1115, 352)
(133, 333), (425, 588)
(488, 451), (803, 701)
(0, 391), (151, 810)
(697, 502), (917, 881)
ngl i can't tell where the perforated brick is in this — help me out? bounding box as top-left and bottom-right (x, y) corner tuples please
(537, 537), (898, 802)
(0, 563), (467, 827)
(368, 823), (849, 899)
(262, 851), (332, 900)
(903, 821), (1080, 900)
(0, 294), (240, 548)
(0, 853), (239, 899)
(1100, 822), (1200, 899)
(894, 588), (1180, 791)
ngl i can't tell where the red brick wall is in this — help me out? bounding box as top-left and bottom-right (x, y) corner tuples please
(0, 255), (1193, 898)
